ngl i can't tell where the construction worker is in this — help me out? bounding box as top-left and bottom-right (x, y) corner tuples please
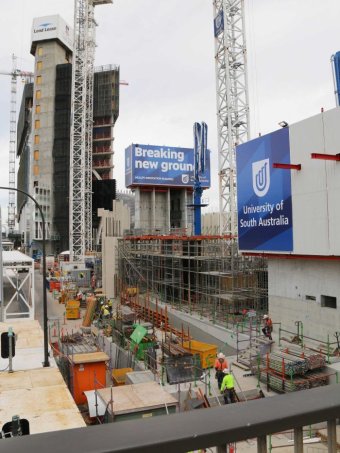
(262, 314), (273, 340)
(101, 304), (110, 320)
(107, 299), (113, 315)
(91, 271), (97, 290)
(220, 368), (236, 404)
(214, 352), (228, 389)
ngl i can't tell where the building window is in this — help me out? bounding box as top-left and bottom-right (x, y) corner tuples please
(34, 135), (40, 145)
(34, 150), (39, 161)
(305, 295), (316, 301)
(36, 105), (41, 114)
(35, 119), (40, 129)
(36, 90), (41, 100)
(37, 61), (43, 71)
(321, 295), (337, 309)
(36, 75), (42, 85)
(38, 47), (43, 56)
(33, 165), (39, 176)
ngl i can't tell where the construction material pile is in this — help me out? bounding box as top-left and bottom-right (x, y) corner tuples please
(260, 372), (309, 392)
(162, 334), (193, 358)
(258, 347), (329, 393)
(282, 346), (326, 370)
(262, 351), (309, 376)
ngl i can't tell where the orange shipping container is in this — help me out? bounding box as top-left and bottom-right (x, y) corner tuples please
(71, 352), (109, 405)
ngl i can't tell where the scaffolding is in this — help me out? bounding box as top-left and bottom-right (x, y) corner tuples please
(118, 234), (267, 327)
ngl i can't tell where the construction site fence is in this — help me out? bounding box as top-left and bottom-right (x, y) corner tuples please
(95, 330), (144, 372)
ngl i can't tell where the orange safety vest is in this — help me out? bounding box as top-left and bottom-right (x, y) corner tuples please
(265, 318), (273, 331)
(214, 358), (228, 370)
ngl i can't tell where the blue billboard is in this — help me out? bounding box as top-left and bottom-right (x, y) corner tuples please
(214, 10), (224, 37)
(236, 128), (293, 251)
(125, 144), (211, 188)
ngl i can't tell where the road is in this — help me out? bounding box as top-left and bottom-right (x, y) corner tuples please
(34, 270), (67, 327)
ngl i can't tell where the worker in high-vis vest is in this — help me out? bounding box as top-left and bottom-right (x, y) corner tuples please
(214, 352), (228, 389)
(220, 368), (236, 404)
(101, 304), (110, 319)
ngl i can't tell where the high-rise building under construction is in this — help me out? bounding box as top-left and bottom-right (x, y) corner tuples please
(16, 15), (119, 255)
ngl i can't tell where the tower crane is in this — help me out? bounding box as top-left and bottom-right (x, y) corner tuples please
(0, 54), (33, 235)
(69, 0), (113, 262)
(213, 0), (250, 236)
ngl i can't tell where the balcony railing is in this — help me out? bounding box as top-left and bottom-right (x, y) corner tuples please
(2, 384), (339, 452)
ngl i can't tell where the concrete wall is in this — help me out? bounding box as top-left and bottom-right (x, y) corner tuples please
(202, 212), (220, 235)
(30, 39), (70, 251)
(289, 107), (340, 255)
(100, 200), (130, 298)
(134, 187), (191, 232)
(269, 259), (340, 341)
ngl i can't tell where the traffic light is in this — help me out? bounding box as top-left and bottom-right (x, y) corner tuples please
(1, 332), (15, 359)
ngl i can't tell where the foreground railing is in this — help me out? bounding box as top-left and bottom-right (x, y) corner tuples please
(2, 385), (340, 452)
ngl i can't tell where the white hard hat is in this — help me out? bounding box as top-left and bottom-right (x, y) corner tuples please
(223, 368), (230, 374)
(217, 352), (225, 359)
(263, 314), (269, 319)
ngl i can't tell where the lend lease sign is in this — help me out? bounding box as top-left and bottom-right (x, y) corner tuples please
(236, 128), (293, 251)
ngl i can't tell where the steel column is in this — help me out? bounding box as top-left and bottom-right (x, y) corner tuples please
(257, 435), (267, 453)
(294, 427), (303, 453)
(327, 419), (337, 453)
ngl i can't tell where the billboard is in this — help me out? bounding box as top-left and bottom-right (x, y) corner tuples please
(125, 144), (211, 188)
(214, 10), (224, 37)
(236, 128), (293, 251)
(31, 15), (73, 52)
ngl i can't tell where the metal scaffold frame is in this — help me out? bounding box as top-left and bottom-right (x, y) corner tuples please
(84, 4), (96, 253)
(118, 235), (267, 327)
(213, 0), (250, 236)
(70, 0), (88, 262)
(70, 0), (112, 262)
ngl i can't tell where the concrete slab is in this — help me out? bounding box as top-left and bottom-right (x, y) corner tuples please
(0, 368), (85, 434)
(0, 317), (85, 435)
(98, 381), (178, 415)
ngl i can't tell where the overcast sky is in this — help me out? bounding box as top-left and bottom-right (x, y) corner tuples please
(0, 0), (339, 225)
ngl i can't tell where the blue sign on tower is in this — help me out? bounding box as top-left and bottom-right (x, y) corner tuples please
(214, 10), (224, 37)
(236, 128), (293, 252)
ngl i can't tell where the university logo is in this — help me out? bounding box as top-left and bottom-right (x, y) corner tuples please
(252, 158), (270, 197)
(182, 174), (189, 184)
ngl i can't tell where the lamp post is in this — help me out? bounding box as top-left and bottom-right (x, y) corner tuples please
(0, 186), (50, 367)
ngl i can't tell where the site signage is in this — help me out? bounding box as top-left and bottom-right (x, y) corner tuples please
(214, 10), (224, 37)
(31, 15), (73, 51)
(236, 128), (293, 251)
(125, 144), (211, 188)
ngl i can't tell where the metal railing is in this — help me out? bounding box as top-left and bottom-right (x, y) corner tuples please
(2, 384), (339, 452)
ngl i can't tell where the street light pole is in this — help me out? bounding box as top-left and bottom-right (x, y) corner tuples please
(0, 186), (50, 367)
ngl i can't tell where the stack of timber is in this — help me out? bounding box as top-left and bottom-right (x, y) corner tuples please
(82, 296), (97, 327)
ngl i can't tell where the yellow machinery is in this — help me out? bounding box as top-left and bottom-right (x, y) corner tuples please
(66, 300), (81, 319)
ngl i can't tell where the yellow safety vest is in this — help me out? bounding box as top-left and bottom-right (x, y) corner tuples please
(221, 374), (234, 392)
